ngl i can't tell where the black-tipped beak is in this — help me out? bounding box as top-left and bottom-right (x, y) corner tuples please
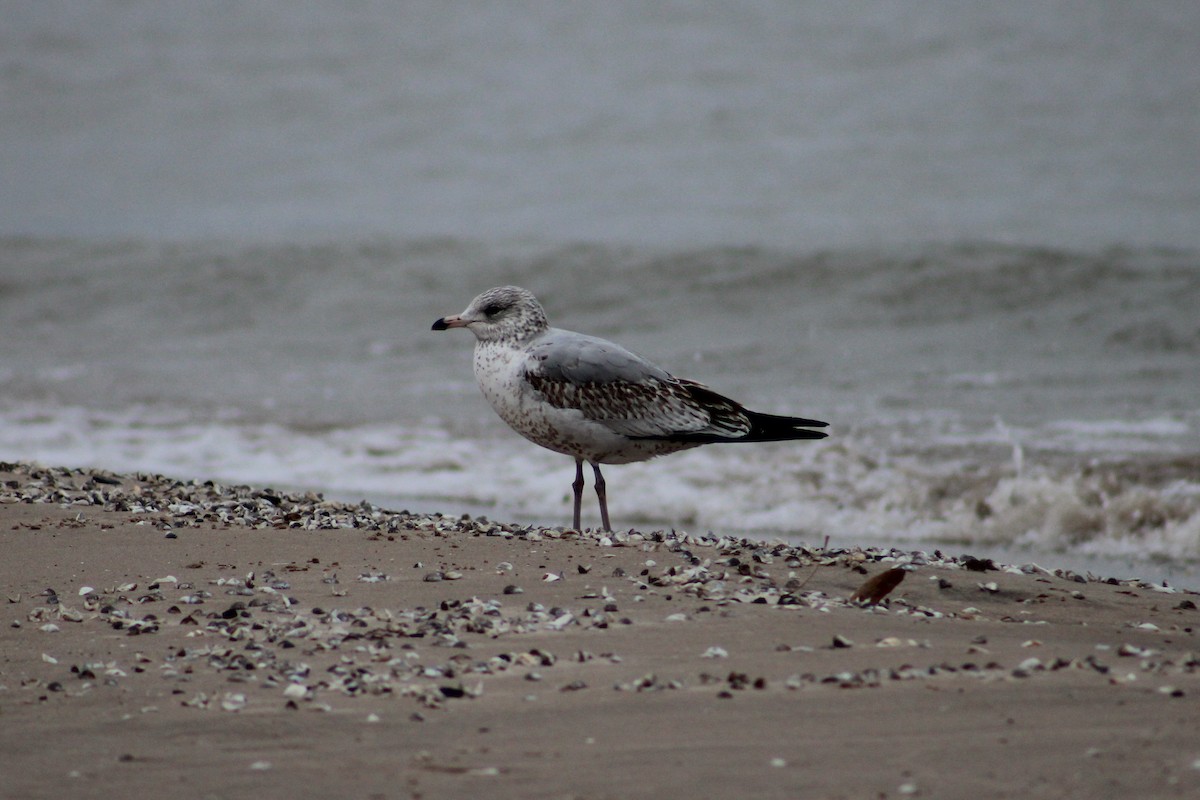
(432, 314), (467, 331)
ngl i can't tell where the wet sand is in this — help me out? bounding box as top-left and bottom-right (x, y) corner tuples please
(2, 463), (1198, 799)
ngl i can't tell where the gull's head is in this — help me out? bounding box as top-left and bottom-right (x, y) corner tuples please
(431, 285), (549, 343)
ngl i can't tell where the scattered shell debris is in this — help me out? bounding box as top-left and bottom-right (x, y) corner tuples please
(3, 462), (1199, 714)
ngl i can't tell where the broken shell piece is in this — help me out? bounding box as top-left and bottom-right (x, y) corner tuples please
(546, 612), (573, 630)
(1116, 643), (1155, 657)
(876, 637), (912, 648)
(221, 693), (247, 712)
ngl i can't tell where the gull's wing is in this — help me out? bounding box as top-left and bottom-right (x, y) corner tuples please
(522, 329), (827, 442)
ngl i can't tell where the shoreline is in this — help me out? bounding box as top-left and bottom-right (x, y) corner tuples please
(2, 462), (1199, 798)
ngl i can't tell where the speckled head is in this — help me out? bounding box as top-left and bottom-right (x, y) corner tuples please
(431, 285), (550, 343)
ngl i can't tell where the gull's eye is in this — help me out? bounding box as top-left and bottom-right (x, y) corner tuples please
(481, 302), (504, 317)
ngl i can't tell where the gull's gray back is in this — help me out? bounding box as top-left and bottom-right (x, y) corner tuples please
(525, 328), (671, 386)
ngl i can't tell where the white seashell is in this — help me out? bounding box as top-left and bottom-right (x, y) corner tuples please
(183, 693), (210, 709)
(221, 693), (247, 711)
(42, 653), (58, 664)
(701, 646), (728, 659)
(78, 586), (94, 596)
(546, 612), (573, 630)
(876, 637), (914, 648)
(282, 683), (308, 699)
(1116, 643), (1154, 657)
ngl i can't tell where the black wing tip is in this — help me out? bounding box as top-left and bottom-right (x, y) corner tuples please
(638, 416), (830, 445)
(643, 428), (828, 445)
(745, 412), (829, 442)
(746, 428), (829, 443)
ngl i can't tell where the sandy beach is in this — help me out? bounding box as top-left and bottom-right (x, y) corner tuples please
(1, 462), (1198, 799)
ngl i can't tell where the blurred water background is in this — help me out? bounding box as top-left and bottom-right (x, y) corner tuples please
(3, 2), (1199, 582)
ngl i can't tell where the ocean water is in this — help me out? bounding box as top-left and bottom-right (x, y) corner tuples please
(2, 3), (1199, 581)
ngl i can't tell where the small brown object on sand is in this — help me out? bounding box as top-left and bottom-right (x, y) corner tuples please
(850, 567), (907, 605)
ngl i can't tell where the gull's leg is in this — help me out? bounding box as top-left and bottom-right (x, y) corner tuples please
(590, 461), (611, 532)
(572, 458), (585, 531)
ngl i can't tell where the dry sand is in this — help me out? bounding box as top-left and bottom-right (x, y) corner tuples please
(2, 462), (1198, 799)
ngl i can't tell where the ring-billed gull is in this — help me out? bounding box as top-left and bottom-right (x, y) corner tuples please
(432, 286), (828, 531)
